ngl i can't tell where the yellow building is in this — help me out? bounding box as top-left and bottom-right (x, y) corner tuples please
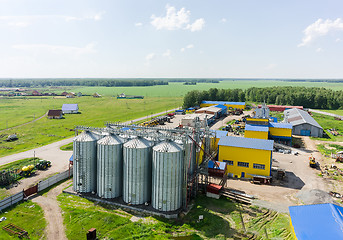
(200, 101), (246, 110)
(245, 118), (269, 126)
(212, 130), (228, 147)
(218, 136), (274, 178)
(244, 124), (269, 139)
(268, 122), (292, 141)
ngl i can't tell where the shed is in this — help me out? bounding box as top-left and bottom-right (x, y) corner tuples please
(289, 203), (343, 240)
(47, 110), (63, 119)
(245, 124), (269, 139)
(195, 106), (222, 118)
(284, 108), (323, 137)
(258, 105), (303, 112)
(62, 104), (79, 114)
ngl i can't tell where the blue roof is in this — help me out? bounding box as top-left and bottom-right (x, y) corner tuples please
(289, 203), (343, 240)
(202, 101), (245, 105)
(245, 124), (269, 132)
(218, 136), (274, 151)
(62, 104), (78, 111)
(211, 130), (228, 138)
(208, 160), (226, 170)
(269, 122), (293, 129)
(187, 107), (195, 110)
(214, 104), (228, 110)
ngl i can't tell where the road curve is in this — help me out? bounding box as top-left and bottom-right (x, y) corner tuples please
(309, 109), (343, 120)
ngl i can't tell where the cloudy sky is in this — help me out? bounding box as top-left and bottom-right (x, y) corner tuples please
(1, 0), (343, 78)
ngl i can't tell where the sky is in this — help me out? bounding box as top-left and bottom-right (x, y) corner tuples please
(0, 0), (343, 78)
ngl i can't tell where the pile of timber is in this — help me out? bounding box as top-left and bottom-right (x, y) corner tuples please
(221, 188), (254, 205)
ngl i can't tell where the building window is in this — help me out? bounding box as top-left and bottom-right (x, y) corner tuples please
(253, 163), (265, 170)
(237, 162), (249, 168)
(223, 160), (233, 165)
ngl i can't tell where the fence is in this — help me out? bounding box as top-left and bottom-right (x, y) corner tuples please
(0, 168), (72, 212)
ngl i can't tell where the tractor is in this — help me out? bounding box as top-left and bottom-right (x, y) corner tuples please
(20, 165), (35, 177)
(36, 160), (51, 170)
(309, 155), (317, 168)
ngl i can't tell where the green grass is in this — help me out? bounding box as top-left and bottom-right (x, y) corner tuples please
(60, 142), (73, 151)
(0, 157), (40, 171)
(0, 201), (46, 239)
(319, 109), (343, 116)
(0, 96), (182, 157)
(317, 144), (343, 156)
(312, 112), (343, 142)
(57, 193), (294, 240)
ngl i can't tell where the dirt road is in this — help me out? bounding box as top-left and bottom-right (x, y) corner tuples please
(31, 180), (71, 240)
(0, 112), (47, 133)
(309, 109), (343, 120)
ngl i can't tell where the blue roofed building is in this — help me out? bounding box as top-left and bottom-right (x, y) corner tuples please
(289, 203), (343, 240)
(200, 101), (246, 110)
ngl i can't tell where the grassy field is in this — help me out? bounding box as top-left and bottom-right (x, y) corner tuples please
(319, 109), (343, 116)
(0, 201), (46, 239)
(60, 142), (73, 151)
(57, 193), (294, 239)
(67, 80), (343, 97)
(0, 157), (40, 171)
(0, 96), (182, 157)
(312, 112), (343, 142)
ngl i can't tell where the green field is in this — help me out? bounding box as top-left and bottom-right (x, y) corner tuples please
(312, 112), (343, 142)
(0, 96), (182, 157)
(58, 192), (294, 239)
(0, 201), (46, 239)
(38, 80), (343, 97)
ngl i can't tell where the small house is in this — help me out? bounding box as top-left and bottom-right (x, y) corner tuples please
(47, 110), (63, 119)
(62, 104), (79, 114)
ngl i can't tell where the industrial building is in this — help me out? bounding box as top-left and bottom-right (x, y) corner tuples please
(62, 103), (79, 114)
(195, 105), (227, 118)
(268, 122), (293, 142)
(258, 104), (303, 112)
(181, 114), (214, 128)
(244, 124), (269, 139)
(200, 101), (246, 110)
(217, 136), (274, 179)
(289, 203), (343, 240)
(284, 108), (323, 137)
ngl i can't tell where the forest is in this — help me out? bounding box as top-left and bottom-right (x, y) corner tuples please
(183, 87), (343, 110)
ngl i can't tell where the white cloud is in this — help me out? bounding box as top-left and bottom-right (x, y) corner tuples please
(162, 49), (171, 58)
(316, 47), (323, 52)
(181, 44), (194, 52)
(336, 38), (341, 42)
(12, 43), (97, 55)
(221, 18), (227, 23)
(298, 18), (343, 47)
(186, 18), (205, 32)
(150, 5), (205, 32)
(145, 53), (155, 61)
(135, 22), (143, 27)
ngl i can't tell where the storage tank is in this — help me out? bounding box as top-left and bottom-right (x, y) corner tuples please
(73, 131), (100, 193)
(123, 137), (152, 204)
(97, 134), (124, 199)
(152, 140), (183, 212)
(176, 137), (196, 175)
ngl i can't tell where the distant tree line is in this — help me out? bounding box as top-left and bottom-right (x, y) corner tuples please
(183, 86), (343, 110)
(0, 79), (168, 88)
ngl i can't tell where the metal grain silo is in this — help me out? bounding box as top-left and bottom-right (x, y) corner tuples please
(152, 141), (183, 212)
(97, 134), (124, 199)
(123, 137), (152, 204)
(176, 137), (196, 175)
(73, 131), (100, 193)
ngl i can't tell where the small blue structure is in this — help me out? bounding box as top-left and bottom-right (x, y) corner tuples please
(214, 104), (228, 116)
(62, 104), (79, 114)
(289, 203), (343, 240)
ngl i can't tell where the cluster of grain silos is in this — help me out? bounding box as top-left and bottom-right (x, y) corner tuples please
(73, 129), (197, 212)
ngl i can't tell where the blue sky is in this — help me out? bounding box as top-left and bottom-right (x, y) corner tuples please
(0, 0), (343, 78)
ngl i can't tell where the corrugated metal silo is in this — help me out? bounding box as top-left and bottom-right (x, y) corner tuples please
(97, 134), (124, 199)
(73, 131), (100, 193)
(176, 137), (196, 175)
(152, 140), (183, 212)
(123, 137), (152, 204)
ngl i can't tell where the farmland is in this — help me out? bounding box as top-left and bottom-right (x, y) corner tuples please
(0, 96), (182, 157)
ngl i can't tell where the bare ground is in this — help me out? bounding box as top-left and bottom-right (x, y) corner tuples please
(31, 179), (72, 240)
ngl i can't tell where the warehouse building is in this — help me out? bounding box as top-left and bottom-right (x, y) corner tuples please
(258, 104), (303, 112)
(284, 108), (323, 137)
(195, 105), (227, 118)
(200, 101), (246, 110)
(244, 124), (269, 139)
(268, 122), (293, 143)
(217, 136), (274, 179)
(181, 114), (214, 128)
(62, 104), (79, 114)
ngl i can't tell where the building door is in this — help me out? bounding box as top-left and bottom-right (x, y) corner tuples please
(300, 129), (311, 136)
(241, 172), (245, 178)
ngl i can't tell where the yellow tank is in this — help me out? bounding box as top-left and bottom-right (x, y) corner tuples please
(22, 166), (28, 171)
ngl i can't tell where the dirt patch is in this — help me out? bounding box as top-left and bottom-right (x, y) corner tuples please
(296, 189), (334, 205)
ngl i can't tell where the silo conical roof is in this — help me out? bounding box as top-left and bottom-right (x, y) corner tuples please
(74, 131), (99, 142)
(153, 141), (183, 153)
(97, 134), (124, 145)
(124, 137), (151, 148)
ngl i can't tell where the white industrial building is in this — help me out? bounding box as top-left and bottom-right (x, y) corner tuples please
(284, 108), (323, 137)
(181, 114), (214, 128)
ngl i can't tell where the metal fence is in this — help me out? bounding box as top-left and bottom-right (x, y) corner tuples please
(38, 169), (72, 192)
(0, 168), (72, 212)
(0, 191), (24, 211)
